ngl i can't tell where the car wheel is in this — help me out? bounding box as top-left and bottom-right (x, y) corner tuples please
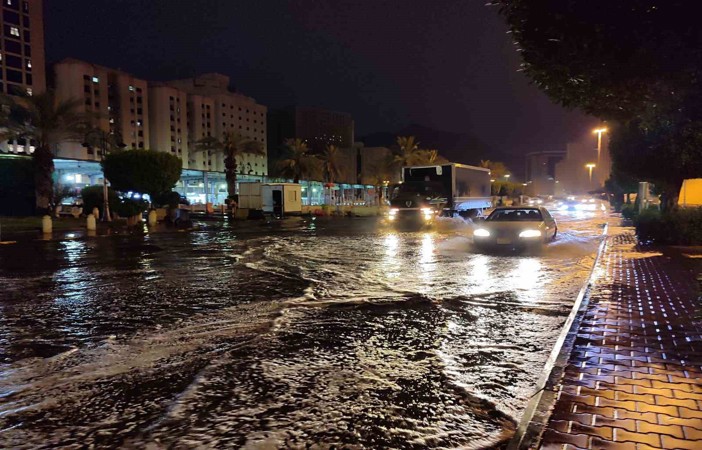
(552, 227), (558, 240)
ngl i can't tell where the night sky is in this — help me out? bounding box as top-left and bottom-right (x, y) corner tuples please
(44, 0), (597, 169)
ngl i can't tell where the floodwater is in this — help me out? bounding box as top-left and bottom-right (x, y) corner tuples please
(0, 210), (607, 449)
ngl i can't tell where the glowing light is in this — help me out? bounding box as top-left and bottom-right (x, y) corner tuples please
(519, 229), (541, 238)
(474, 228), (490, 237)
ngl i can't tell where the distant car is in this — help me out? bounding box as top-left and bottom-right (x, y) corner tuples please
(473, 206), (557, 250)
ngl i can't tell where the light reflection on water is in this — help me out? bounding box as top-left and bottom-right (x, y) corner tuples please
(0, 215), (606, 448)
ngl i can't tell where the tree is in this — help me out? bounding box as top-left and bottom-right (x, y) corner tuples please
(394, 136), (422, 166)
(394, 136), (449, 166)
(494, 0), (702, 206)
(320, 144), (343, 205)
(277, 138), (322, 183)
(362, 154), (399, 204)
(0, 91), (89, 213)
(320, 144), (343, 184)
(479, 160), (511, 179)
(102, 149), (182, 202)
(194, 131), (265, 200)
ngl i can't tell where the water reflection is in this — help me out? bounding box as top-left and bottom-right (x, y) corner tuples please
(511, 257), (542, 303)
(0, 216), (605, 448)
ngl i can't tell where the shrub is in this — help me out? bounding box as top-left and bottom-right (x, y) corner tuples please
(621, 204), (638, 220)
(0, 157), (35, 216)
(102, 150), (182, 200)
(634, 207), (702, 245)
(79, 185), (120, 214)
(152, 190), (187, 208)
(113, 197), (148, 218)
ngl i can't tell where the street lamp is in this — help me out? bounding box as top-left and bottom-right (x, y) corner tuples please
(504, 174), (511, 180)
(585, 163), (596, 185)
(592, 127), (607, 163)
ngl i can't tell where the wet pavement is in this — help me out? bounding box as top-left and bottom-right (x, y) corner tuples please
(538, 230), (702, 450)
(0, 212), (606, 448)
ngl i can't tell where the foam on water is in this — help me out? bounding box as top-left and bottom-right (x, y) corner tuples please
(0, 213), (608, 448)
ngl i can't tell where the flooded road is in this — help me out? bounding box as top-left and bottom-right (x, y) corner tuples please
(0, 211), (606, 449)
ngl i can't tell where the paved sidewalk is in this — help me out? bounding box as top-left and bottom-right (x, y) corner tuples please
(539, 230), (702, 449)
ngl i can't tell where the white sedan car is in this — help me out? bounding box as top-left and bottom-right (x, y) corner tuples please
(473, 206), (557, 250)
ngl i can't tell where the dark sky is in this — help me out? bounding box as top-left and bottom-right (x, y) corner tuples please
(44, 0), (597, 167)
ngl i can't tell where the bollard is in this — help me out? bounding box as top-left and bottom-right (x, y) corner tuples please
(86, 214), (97, 231)
(42, 215), (52, 234)
(148, 210), (158, 226)
(93, 207), (100, 220)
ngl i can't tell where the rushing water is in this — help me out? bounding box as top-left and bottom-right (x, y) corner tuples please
(0, 211), (606, 449)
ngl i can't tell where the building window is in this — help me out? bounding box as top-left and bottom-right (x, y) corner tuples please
(92, 76), (99, 83)
(3, 10), (20, 25)
(5, 39), (20, 54)
(25, 59), (31, 70)
(5, 54), (21, 68)
(129, 85), (135, 91)
(10, 26), (20, 37)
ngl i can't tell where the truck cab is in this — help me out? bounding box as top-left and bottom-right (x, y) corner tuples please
(387, 163), (492, 224)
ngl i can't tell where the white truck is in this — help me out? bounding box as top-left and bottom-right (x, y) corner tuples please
(388, 163), (492, 223)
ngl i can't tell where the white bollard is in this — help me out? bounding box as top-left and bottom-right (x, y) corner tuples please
(92, 207), (100, 220)
(42, 215), (52, 234)
(86, 214), (97, 231)
(148, 210), (158, 226)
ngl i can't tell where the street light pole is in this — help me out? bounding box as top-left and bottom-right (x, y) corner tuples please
(100, 133), (112, 222)
(593, 127), (607, 163)
(585, 163), (596, 188)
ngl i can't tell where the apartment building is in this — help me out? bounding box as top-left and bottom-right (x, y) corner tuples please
(148, 83), (189, 166)
(53, 58), (149, 160)
(0, 0), (45, 96)
(167, 73), (268, 176)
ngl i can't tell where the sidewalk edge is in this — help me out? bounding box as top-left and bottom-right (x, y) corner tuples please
(507, 224), (610, 450)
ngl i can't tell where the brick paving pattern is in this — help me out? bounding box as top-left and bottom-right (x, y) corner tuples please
(539, 231), (702, 449)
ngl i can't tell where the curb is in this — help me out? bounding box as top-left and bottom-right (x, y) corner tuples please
(507, 224), (609, 450)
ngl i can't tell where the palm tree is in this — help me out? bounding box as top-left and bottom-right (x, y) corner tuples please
(321, 144), (343, 184)
(417, 149), (447, 165)
(320, 144), (343, 204)
(394, 135), (422, 166)
(362, 154), (399, 205)
(194, 131), (264, 200)
(0, 91), (89, 213)
(276, 138), (322, 183)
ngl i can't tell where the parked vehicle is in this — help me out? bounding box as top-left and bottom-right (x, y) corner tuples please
(387, 163), (492, 225)
(472, 206), (557, 250)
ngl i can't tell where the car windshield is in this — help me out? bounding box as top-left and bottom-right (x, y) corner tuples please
(390, 181), (446, 199)
(487, 209), (543, 222)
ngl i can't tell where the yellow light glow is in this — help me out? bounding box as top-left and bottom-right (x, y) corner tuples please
(593, 127), (608, 134)
(585, 163), (596, 169)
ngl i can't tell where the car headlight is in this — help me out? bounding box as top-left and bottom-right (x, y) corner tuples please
(389, 208), (398, 215)
(474, 228), (490, 237)
(421, 207), (433, 214)
(519, 229), (542, 238)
